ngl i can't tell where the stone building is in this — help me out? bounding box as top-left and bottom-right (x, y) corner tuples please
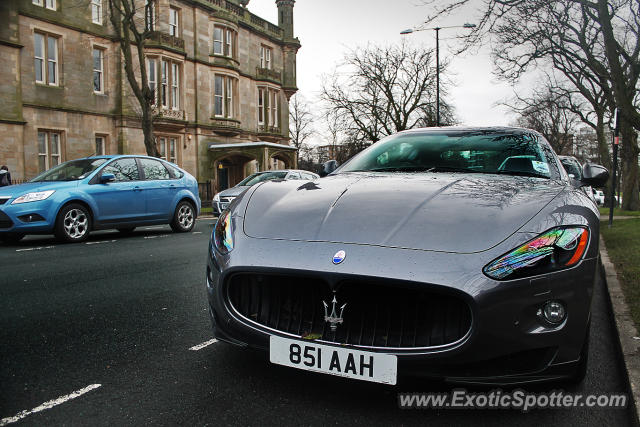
(0, 0), (299, 193)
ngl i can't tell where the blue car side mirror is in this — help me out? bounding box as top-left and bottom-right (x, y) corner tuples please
(100, 173), (116, 183)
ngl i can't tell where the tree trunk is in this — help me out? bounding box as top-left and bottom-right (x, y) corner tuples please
(620, 120), (640, 210)
(595, 115), (614, 204)
(141, 108), (159, 157)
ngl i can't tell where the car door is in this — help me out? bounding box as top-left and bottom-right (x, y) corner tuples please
(87, 157), (146, 224)
(137, 158), (175, 220)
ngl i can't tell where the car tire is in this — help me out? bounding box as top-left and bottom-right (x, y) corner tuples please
(55, 203), (92, 243)
(567, 322), (590, 385)
(117, 227), (136, 234)
(170, 200), (195, 233)
(0, 233), (25, 244)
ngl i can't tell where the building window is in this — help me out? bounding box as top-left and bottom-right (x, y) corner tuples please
(34, 33), (58, 86)
(33, 0), (56, 9)
(258, 87), (279, 128)
(147, 58), (157, 103)
(93, 48), (104, 93)
(213, 25), (236, 58)
(169, 7), (179, 36)
(91, 0), (102, 24)
(257, 87), (265, 125)
(145, 0), (156, 31)
(171, 63), (179, 110)
(214, 75), (237, 118)
(157, 137), (178, 164)
(37, 130), (62, 172)
(260, 45), (272, 69)
(95, 135), (106, 155)
(161, 60), (168, 107)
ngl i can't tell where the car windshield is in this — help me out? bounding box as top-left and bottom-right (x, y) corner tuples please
(237, 171), (288, 186)
(30, 158), (108, 182)
(339, 130), (556, 179)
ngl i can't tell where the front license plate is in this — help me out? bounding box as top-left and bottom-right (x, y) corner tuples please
(269, 336), (397, 385)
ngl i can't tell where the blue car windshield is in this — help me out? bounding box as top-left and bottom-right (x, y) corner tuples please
(30, 158), (108, 182)
(339, 130), (557, 179)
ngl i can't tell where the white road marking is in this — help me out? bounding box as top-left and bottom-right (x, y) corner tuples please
(15, 246), (55, 252)
(85, 240), (116, 245)
(0, 384), (101, 426)
(189, 339), (218, 351)
(192, 231), (202, 235)
(144, 234), (169, 240)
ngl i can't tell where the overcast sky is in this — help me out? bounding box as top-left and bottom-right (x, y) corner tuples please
(248, 0), (528, 144)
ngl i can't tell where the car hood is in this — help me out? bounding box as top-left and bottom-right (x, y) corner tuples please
(0, 181), (77, 198)
(243, 173), (565, 253)
(218, 186), (250, 198)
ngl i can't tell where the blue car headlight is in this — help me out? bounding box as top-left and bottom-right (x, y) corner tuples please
(213, 210), (234, 254)
(11, 190), (55, 204)
(483, 226), (589, 280)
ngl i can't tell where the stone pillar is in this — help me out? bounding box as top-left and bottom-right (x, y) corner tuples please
(276, 0), (295, 40)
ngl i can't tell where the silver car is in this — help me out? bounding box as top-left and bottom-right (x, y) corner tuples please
(211, 169), (319, 216)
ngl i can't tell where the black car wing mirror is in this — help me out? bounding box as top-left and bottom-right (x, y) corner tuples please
(319, 160), (339, 177)
(581, 164), (609, 188)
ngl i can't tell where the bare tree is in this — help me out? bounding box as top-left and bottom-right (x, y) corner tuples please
(507, 85), (581, 155)
(108, 0), (159, 157)
(320, 42), (454, 145)
(421, 0), (640, 209)
(288, 93), (314, 163)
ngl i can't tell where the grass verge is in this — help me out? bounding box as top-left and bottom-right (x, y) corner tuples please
(599, 206), (640, 217)
(601, 218), (640, 331)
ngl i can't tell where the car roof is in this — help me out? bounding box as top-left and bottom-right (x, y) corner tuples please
(400, 126), (537, 134)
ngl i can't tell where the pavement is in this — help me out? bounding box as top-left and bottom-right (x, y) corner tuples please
(0, 222), (636, 425)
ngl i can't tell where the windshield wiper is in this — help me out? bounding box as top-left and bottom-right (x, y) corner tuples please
(496, 170), (549, 179)
(426, 166), (477, 173)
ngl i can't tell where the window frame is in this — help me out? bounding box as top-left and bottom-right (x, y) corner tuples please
(260, 45), (272, 69)
(34, 32), (59, 86)
(214, 74), (237, 119)
(156, 135), (180, 165)
(257, 86), (280, 128)
(37, 130), (64, 172)
(145, 0), (156, 31)
(91, 0), (102, 24)
(95, 134), (107, 155)
(147, 57), (157, 104)
(92, 47), (104, 94)
(45, 0), (56, 10)
(169, 7), (180, 37)
(212, 24), (237, 59)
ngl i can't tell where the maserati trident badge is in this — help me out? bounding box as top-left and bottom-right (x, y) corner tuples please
(332, 250), (346, 264)
(323, 294), (346, 331)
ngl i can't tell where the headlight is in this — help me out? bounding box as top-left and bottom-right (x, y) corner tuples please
(11, 190), (55, 204)
(213, 193), (220, 202)
(213, 210), (234, 254)
(483, 226), (589, 280)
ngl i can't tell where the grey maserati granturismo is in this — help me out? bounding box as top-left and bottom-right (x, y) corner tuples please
(206, 127), (609, 386)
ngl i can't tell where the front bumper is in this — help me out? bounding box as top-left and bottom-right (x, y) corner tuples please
(0, 199), (57, 234)
(206, 235), (596, 385)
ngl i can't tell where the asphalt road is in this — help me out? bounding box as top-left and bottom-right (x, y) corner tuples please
(0, 220), (634, 426)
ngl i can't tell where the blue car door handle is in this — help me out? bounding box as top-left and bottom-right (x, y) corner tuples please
(133, 186), (144, 192)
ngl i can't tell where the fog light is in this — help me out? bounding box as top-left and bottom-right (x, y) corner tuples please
(542, 301), (566, 324)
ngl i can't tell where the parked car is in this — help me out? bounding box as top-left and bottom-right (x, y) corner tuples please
(207, 127), (609, 385)
(594, 189), (605, 206)
(558, 155), (597, 203)
(211, 169), (319, 216)
(0, 155), (200, 243)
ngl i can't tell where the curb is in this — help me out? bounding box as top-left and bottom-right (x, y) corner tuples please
(600, 236), (640, 424)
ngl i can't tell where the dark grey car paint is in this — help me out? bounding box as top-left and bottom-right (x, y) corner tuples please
(207, 127), (604, 384)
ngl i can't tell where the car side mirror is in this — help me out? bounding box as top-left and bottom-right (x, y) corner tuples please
(581, 164), (609, 188)
(100, 173), (116, 183)
(319, 160), (339, 177)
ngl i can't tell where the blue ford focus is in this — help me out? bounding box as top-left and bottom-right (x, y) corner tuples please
(0, 155), (200, 243)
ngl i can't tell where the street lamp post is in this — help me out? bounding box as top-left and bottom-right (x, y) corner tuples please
(401, 23), (476, 127)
